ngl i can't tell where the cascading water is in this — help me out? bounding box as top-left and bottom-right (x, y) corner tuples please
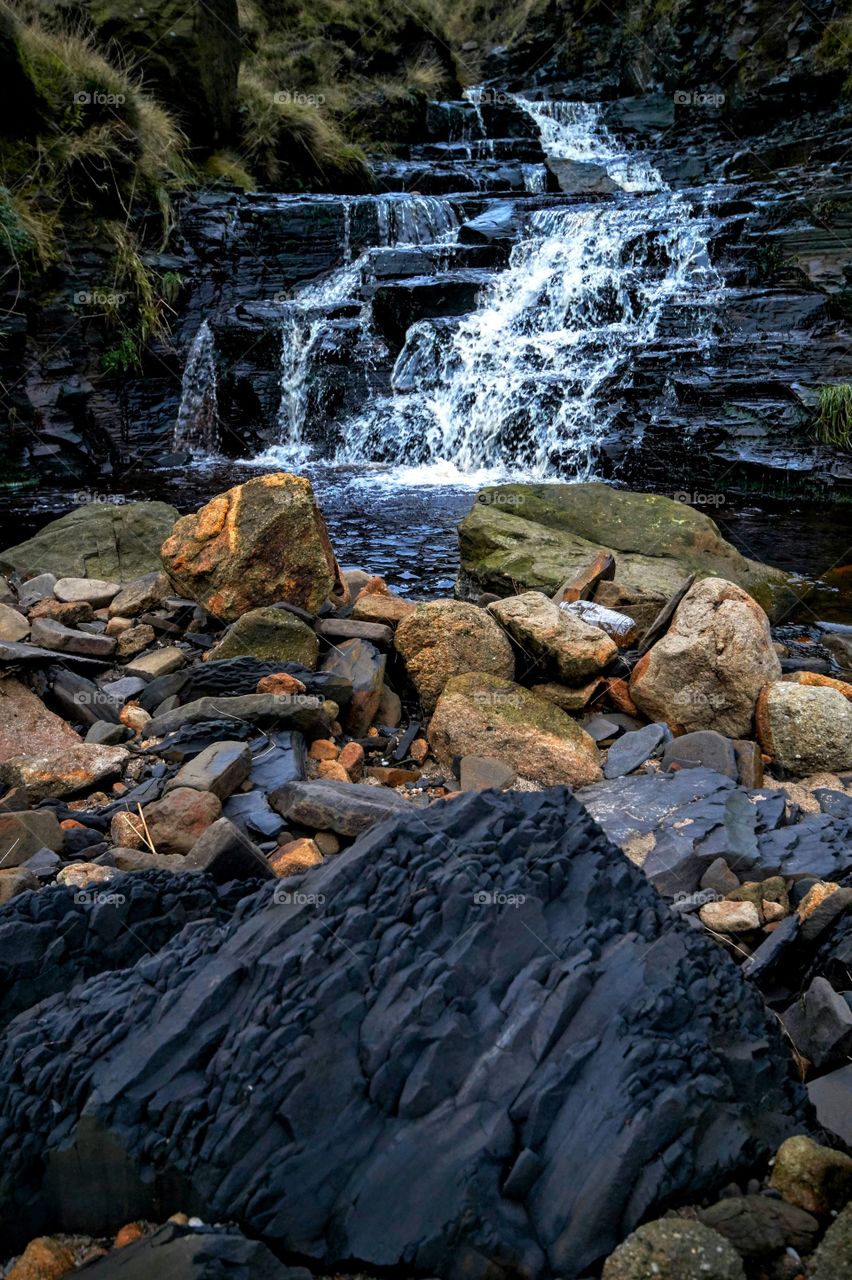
(337, 99), (721, 479)
(271, 194), (460, 462)
(173, 319), (219, 454)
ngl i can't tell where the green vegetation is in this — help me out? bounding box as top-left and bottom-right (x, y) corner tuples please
(815, 385), (852, 449)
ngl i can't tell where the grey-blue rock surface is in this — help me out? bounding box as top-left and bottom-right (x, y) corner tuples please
(0, 789), (806, 1275)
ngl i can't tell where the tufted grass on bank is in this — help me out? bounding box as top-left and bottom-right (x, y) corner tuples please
(816, 384), (852, 449)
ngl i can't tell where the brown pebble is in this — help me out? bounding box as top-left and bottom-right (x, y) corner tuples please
(410, 737), (429, 765)
(317, 760), (350, 783)
(308, 739), (339, 761)
(6, 1237), (76, 1280)
(338, 741), (365, 779)
(270, 837), (323, 877)
(114, 1222), (147, 1248)
(366, 766), (420, 787)
(256, 672), (307, 695)
(314, 830), (340, 856)
(59, 818), (85, 830)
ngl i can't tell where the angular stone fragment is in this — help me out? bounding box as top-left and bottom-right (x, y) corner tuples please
(0, 602), (29, 641)
(29, 618), (116, 659)
(488, 591), (616, 682)
(108, 572), (171, 619)
(168, 741), (252, 799)
(269, 778), (409, 836)
(184, 817), (274, 882)
(141, 787), (222, 855)
(208, 608), (319, 668)
(0, 745), (128, 802)
(0, 677), (81, 763)
(395, 599), (514, 714)
(125, 647), (187, 679)
(322, 638), (385, 736)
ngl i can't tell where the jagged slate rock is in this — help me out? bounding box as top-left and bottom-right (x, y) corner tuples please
(167, 741), (252, 799)
(47, 667), (121, 725)
(458, 201), (519, 244)
(22, 847), (62, 880)
(756, 820), (852, 883)
(184, 818), (274, 883)
(86, 722), (133, 745)
(808, 1065), (852, 1146)
(315, 618), (394, 648)
(78, 1221), (310, 1279)
(0, 789), (807, 1270)
(800, 887), (852, 944)
(604, 723), (670, 778)
(185, 658), (353, 707)
(148, 694), (330, 739)
(322, 638), (385, 736)
(0, 870), (256, 1032)
(580, 767), (737, 849)
(697, 1194), (819, 1257)
(30, 617), (116, 658)
(224, 791), (288, 842)
(102, 676), (149, 704)
(584, 715), (621, 743)
(95, 776), (165, 819)
(782, 977), (852, 1070)
(269, 778), (409, 836)
(814, 788), (852, 820)
(741, 913), (800, 984)
(636, 574), (696, 656)
(0, 640), (106, 667)
(247, 730), (307, 790)
(662, 731), (738, 780)
(0, 810), (64, 865)
(149, 720), (256, 763)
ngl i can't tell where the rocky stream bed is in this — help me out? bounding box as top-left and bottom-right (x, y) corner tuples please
(0, 471), (851, 1279)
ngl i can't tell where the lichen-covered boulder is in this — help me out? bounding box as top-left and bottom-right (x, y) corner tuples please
(428, 671), (603, 786)
(161, 473), (343, 622)
(394, 599), (514, 714)
(0, 502), (178, 580)
(207, 607), (320, 669)
(756, 682), (852, 775)
(0, 789), (806, 1272)
(630, 578), (781, 737)
(458, 484), (793, 618)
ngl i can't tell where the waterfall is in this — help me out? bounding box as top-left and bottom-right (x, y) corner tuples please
(173, 319), (219, 455)
(336, 100), (721, 479)
(272, 194), (460, 459)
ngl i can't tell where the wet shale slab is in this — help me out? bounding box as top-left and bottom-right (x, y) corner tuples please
(0, 788), (806, 1276)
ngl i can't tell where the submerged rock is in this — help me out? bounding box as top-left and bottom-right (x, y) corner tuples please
(0, 789), (806, 1271)
(458, 484), (792, 617)
(160, 473), (342, 621)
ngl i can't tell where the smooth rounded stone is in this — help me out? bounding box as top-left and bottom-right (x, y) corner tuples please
(160, 473), (342, 622)
(0, 601), (29, 642)
(0, 788), (807, 1271)
(54, 577), (120, 607)
(5, 1235), (76, 1280)
(322, 638), (386, 737)
(338, 742), (365, 781)
(270, 837), (324, 877)
(602, 1219), (746, 1279)
(604, 723), (670, 778)
(108, 572), (171, 619)
(814, 1201), (852, 1280)
(56, 863), (119, 890)
(119, 704), (152, 735)
(697, 1195), (818, 1259)
(208, 608), (319, 669)
(395, 599), (515, 714)
(429, 672), (602, 787)
(458, 484), (793, 617)
(0, 676), (81, 763)
(459, 755), (517, 791)
(630, 578), (781, 737)
(770, 1135), (852, 1213)
(85, 722), (132, 746)
(167, 741), (252, 800)
(269, 778), (410, 837)
(699, 899), (761, 933)
(115, 624), (157, 659)
(756, 682), (852, 775)
(317, 760), (350, 782)
(29, 617), (116, 659)
(0, 745), (129, 803)
(782, 977), (852, 1070)
(351, 582), (416, 626)
(662, 730), (738, 780)
(125, 647), (187, 680)
(314, 830), (340, 856)
(487, 591), (617, 682)
(0, 867), (39, 904)
(140, 787), (222, 856)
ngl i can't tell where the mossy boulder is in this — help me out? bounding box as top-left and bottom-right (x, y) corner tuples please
(207, 607), (319, 669)
(458, 484), (795, 619)
(428, 671), (602, 786)
(0, 501), (179, 580)
(161, 473), (343, 622)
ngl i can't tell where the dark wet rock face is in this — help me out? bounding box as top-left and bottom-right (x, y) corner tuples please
(0, 788), (806, 1274)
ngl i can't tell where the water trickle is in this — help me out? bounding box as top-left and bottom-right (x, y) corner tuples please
(337, 99), (721, 478)
(173, 319), (219, 455)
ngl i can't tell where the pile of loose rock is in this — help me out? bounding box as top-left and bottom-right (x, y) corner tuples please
(1, 472), (852, 1278)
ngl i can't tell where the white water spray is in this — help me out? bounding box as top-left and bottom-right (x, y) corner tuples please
(173, 320), (219, 454)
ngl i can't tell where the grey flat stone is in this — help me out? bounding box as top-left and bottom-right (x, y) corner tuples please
(460, 756), (517, 791)
(808, 1064), (852, 1145)
(604, 723), (670, 778)
(149, 694), (330, 739)
(125, 647), (187, 679)
(30, 618), (116, 658)
(663, 730), (738, 780)
(168, 741), (252, 799)
(269, 779), (410, 836)
(54, 577), (120, 607)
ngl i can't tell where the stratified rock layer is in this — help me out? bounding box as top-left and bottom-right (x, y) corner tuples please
(0, 790), (806, 1274)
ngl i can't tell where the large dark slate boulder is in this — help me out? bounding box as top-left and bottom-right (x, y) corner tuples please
(0, 789), (806, 1274)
